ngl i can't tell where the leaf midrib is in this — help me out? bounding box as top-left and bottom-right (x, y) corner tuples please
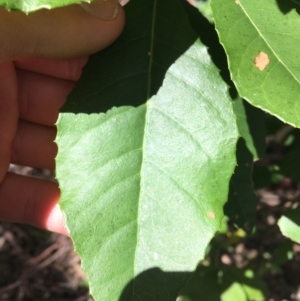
(146, 0), (158, 100)
(133, 0), (157, 297)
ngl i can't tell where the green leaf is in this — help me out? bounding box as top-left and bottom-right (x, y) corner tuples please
(0, 0), (86, 13)
(64, 0), (201, 113)
(179, 265), (221, 301)
(222, 280), (266, 301)
(57, 39), (238, 300)
(273, 240), (293, 265)
(221, 267), (268, 301)
(222, 283), (247, 301)
(196, 0), (213, 23)
(225, 139), (259, 232)
(56, 0), (238, 299)
(233, 98), (266, 159)
(226, 98), (265, 231)
(211, 0), (300, 127)
(278, 206), (300, 243)
(179, 265), (268, 301)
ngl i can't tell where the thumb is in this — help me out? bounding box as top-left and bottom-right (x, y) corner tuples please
(0, 0), (125, 62)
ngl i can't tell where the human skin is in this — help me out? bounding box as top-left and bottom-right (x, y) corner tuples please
(0, 0), (125, 235)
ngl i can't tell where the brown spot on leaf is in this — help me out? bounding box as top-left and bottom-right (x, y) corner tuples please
(254, 52), (270, 71)
(235, 0), (240, 4)
(208, 212), (216, 219)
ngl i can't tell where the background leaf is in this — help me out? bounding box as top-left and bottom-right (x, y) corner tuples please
(225, 139), (259, 232)
(211, 0), (300, 127)
(57, 39), (238, 301)
(233, 98), (266, 160)
(64, 0), (198, 113)
(179, 265), (268, 301)
(0, 0), (86, 13)
(56, 0), (239, 300)
(224, 98), (265, 232)
(278, 206), (300, 243)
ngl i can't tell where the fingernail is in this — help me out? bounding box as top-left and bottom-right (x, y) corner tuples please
(79, 0), (119, 20)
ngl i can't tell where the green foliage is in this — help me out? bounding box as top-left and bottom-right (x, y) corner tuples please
(224, 97), (266, 231)
(179, 264), (268, 301)
(233, 98), (266, 160)
(225, 139), (259, 232)
(1, 0), (84, 13)
(2, 0), (300, 299)
(195, 0), (213, 23)
(278, 206), (300, 243)
(56, 1), (238, 299)
(211, 0), (300, 127)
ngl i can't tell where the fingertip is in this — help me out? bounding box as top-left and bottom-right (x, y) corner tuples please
(45, 204), (69, 236)
(0, 173), (68, 236)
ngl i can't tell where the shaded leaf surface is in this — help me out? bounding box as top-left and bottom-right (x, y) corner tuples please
(196, 0), (213, 23)
(233, 98), (265, 159)
(225, 139), (259, 232)
(179, 265), (268, 301)
(225, 99), (265, 231)
(64, 0), (197, 113)
(211, 0), (300, 127)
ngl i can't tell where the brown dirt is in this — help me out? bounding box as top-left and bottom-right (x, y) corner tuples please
(0, 221), (93, 301)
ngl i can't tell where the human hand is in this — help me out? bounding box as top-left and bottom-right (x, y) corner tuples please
(0, 0), (125, 235)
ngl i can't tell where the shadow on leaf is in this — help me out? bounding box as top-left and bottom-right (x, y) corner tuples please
(179, 264), (269, 301)
(275, 0), (300, 14)
(62, 0), (198, 114)
(225, 139), (258, 233)
(184, 2), (238, 100)
(119, 268), (191, 301)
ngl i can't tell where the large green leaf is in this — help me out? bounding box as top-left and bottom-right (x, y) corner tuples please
(0, 0), (86, 13)
(211, 0), (300, 127)
(56, 0), (238, 300)
(57, 40), (238, 300)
